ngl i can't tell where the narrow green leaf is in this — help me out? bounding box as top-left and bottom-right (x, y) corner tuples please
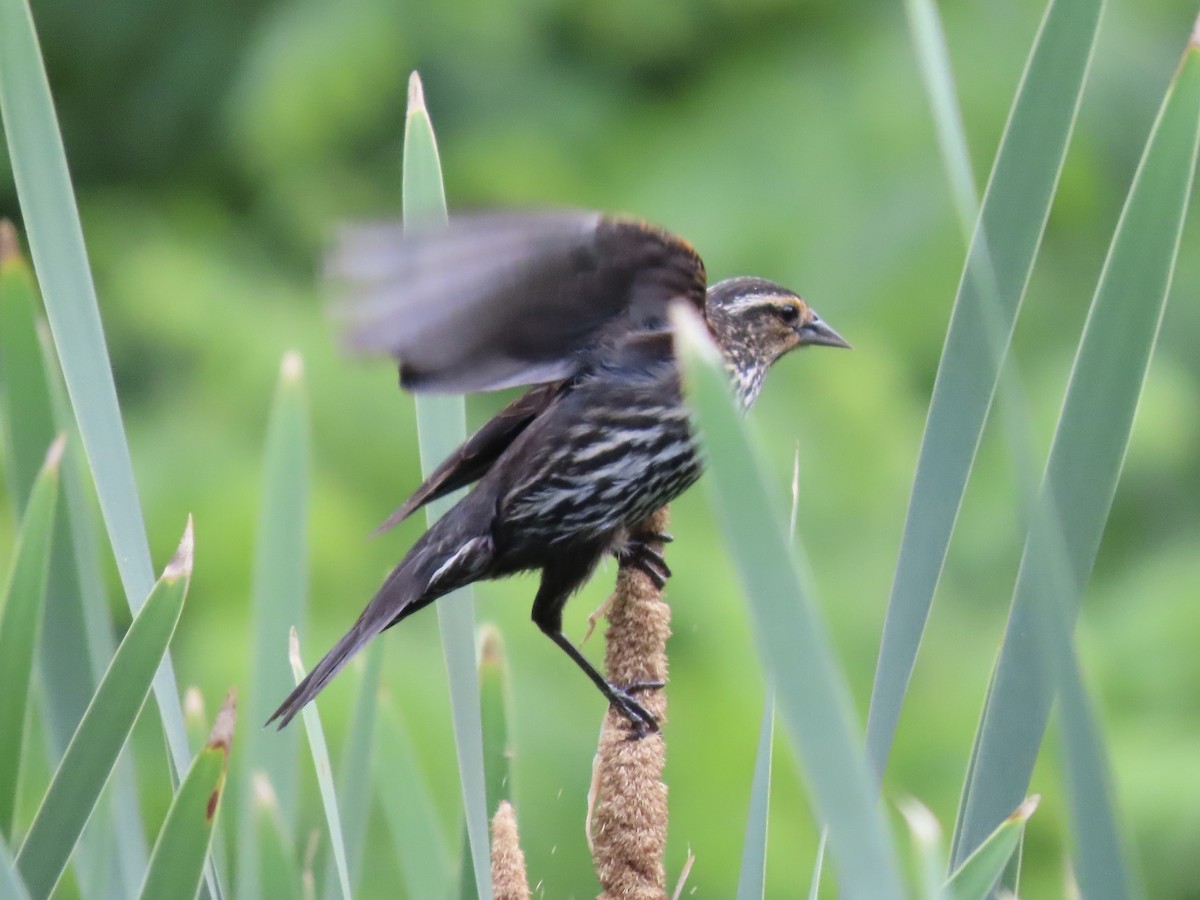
(16, 520), (193, 899)
(376, 695), (453, 900)
(323, 642), (383, 900)
(0, 0), (196, 792)
(289, 630), (352, 900)
(897, 798), (947, 900)
(478, 626), (514, 814)
(865, 0), (1104, 777)
(0, 835), (30, 900)
(251, 775), (303, 900)
(953, 28), (1200, 878)
(901, 0), (979, 235)
(0, 231), (98, 765)
(945, 796), (1037, 899)
(239, 351), (309, 900)
(137, 691), (235, 900)
(402, 70), (491, 900)
(736, 695), (774, 900)
(673, 305), (904, 899)
(45, 333), (149, 898)
(0, 437), (62, 839)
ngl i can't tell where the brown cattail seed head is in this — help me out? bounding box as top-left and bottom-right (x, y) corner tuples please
(591, 507), (671, 900)
(491, 800), (530, 900)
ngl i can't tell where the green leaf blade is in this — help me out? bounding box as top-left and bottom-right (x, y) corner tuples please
(945, 796), (1037, 899)
(289, 630), (352, 900)
(0, 0), (195, 790)
(865, 0), (1105, 778)
(238, 352), (309, 900)
(736, 695), (774, 900)
(376, 696), (453, 900)
(402, 70), (492, 900)
(953, 29), (1200, 876)
(15, 520), (193, 899)
(137, 692), (235, 900)
(674, 306), (904, 899)
(0, 437), (62, 840)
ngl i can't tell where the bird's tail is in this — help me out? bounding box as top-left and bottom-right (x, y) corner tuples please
(266, 527), (493, 729)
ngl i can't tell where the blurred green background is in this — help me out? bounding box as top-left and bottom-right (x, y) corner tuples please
(3, 0), (1199, 895)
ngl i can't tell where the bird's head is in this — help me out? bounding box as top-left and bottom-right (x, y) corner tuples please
(704, 276), (850, 407)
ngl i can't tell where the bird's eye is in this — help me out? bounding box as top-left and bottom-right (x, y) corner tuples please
(778, 305), (801, 324)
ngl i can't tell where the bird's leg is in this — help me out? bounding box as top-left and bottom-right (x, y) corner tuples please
(615, 532), (674, 588)
(532, 559), (660, 737)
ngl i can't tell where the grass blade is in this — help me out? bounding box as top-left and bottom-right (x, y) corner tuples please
(673, 305), (904, 898)
(44, 330), (149, 897)
(137, 692), (235, 900)
(952, 24), (1200, 880)
(901, 0), (979, 235)
(0, 229), (101, 763)
(478, 626), (514, 815)
(376, 695), (453, 900)
(736, 694), (774, 900)
(402, 70), (492, 900)
(865, 0), (1104, 777)
(16, 520), (193, 899)
(239, 351), (309, 900)
(288, 629), (351, 900)
(251, 775), (303, 900)
(0, 836), (30, 900)
(323, 642), (383, 899)
(945, 796), (1037, 899)
(0, 0), (196, 792)
(897, 798), (946, 900)
(0, 437), (62, 839)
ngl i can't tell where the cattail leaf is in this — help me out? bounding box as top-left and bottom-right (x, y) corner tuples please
(136, 691), (235, 900)
(402, 70), (492, 900)
(0, 835), (30, 900)
(673, 304), (904, 899)
(865, 0), (1104, 778)
(0, 437), (62, 840)
(15, 520), (193, 899)
(323, 642), (383, 900)
(238, 351), (309, 900)
(478, 626), (514, 814)
(736, 695), (774, 900)
(0, 0), (203, 847)
(945, 796), (1037, 899)
(375, 694), (453, 900)
(288, 630), (352, 900)
(897, 798), (947, 900)
(952, 22), (1200, 886)
(251, 775), (303, 900)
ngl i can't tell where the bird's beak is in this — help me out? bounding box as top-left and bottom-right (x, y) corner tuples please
(799, 315), (851, 349)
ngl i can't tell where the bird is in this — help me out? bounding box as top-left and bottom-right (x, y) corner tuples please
(268, 209), (849, 735)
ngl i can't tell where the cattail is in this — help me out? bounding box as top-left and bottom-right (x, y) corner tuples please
(491, 800), (530, 900)
(590, 508), (672, 900)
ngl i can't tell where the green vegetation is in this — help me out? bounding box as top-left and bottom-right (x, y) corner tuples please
(2, 0), (1199, 896)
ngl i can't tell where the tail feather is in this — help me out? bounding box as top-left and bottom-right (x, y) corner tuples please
(266, 526), (494, 729)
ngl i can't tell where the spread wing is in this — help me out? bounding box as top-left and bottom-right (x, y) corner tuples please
(330, 210), (708, 394)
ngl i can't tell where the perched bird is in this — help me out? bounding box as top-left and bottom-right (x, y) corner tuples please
(268, 210), (848, 734)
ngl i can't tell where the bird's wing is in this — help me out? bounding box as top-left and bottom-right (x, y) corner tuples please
(373, 380), (567, 533)
(330, 210), (708, 394)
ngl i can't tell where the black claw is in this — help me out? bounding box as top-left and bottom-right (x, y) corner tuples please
(624, 678), (666, 694)
(607, 682), (659, 737)
(618, 539), (672, 587)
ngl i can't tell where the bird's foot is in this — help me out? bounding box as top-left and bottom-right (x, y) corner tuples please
(617, 536), (673, 588)
(607, 681), (661, 739)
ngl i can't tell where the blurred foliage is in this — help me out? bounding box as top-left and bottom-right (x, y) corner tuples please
(1, 0), (1198, 896)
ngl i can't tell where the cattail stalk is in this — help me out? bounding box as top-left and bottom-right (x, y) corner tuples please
(590, 507), (671, 900)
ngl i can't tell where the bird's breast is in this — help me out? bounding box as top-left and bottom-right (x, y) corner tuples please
(498, 374), (703, 546)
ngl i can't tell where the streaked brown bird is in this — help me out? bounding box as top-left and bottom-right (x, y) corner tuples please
(269, 210), (849, 734)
